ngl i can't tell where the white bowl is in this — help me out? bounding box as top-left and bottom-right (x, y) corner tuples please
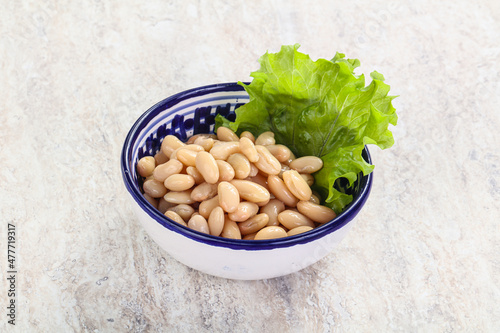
(121, 82), (372, 280)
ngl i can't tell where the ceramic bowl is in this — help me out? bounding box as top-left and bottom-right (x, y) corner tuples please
(121, 82), (372, 280)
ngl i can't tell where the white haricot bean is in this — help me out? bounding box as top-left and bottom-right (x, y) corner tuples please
(282, 170), (312, 201)
(289, 156), (324, 174)
(186, 166), (205, 184)
(143, 193), (159, 209)
(267, 175), (299, 207)
(260, 199), (285, 226)
(188, 214), (210, 234)
(310, 193), (321, 204)
(153, 159), (183, 182)
(228, 202), (259, 222)
(164, 174), (195, 192)
(238, 213), (269, 235)
(239, 137), (259, 163)
(245, 173), (269, 190)
(163, 190), (195, 204)
(210, 141), (240, 160)
(216, 160), (235, 182)
(137, 156), (156, 177)
(165, 210), (188, 227)
(190, 182), (218, 202)
(227, 153), (251, 179)
(199, 195), (219, 219)
(255, 131), (275, 146)
(154, 150), (169, 166)
(221, 217), (241, 239)
(296, 201), (337, 223)
(277, 210), (315, 229)
(218, 181), (240, 213)
(217, 126), (240, 142)
(240, 131), (255, 143)
(300, 173), (315, 186)
(208, 206), (225, 236)
(230, 179), (270, 203)
(161, 135), (185, 158)
(167, 204), (195, 222)
(243, 233), (257, 240)
(254, 226), (287, 240)
(175, 148), (198, 167)
(158, 197), (175, 213)
(194, 136), (215, 151)
(287, 226), (313, 236)
(265, 144), (291, 163)
(254, 145), (281, 175)
(195, 151), (219, 184)
(248, 163), (259, 177)
(143, 179), (167, 198)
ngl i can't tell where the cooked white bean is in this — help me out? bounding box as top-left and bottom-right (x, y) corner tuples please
(165, 210), (188, 227)
(154, 150), (169, 166)
(227, 153), (251, 179)
(282, 170), (312, 201)
(267, 175), (299, 207)
(208, 206), (225, 236)
(194, 136), (215, 151)
(248, 163), (259, 177)
(188, 214), (210, 234)
(238, 213), (269, 235)
(240, 131), (255, 143)
(137, 156), (156, 177)
(191, 182), (218, 202)
(198, 195), (219, 219)
(161, 135), (185, 158)
(167, 204), (195, 222)
(296, 201), (337, 223)
(209, 141), (240, 160)
(186, 166), (205, 184)
(254, 145), (281, 175)
(195, 151), (219, 184)
(287, 226), (313, 236)
(176, 148), (198, 167)
(266, 144), (291, 163)
(239, 137), (259, 162)
(218, 181), (240, 213)
(289, 156), (324, 174)
(143, 179), (167, 198)
(254, 226), (287, 240)
(230, 179), (270, 203)
(221, 217), (241, 239)
(260, 199), (285, 226)
(277, 210), (315, 229)
(163, 190), (195, 204)
(217, 126), (240, 142)
(216, 160), (235, 182)
(143, 193), (159, 209)
(255, 131), (275, 146)
(228, 202), (259, 222)
(310, 193), (321, 204)
(164, 174), (195, 192)
(157, 197), (175, 213)
(153, 159), (183, 182)
(300, 173), (315, 186)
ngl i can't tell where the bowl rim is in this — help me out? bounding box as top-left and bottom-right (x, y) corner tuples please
(121, 82), (373, 250)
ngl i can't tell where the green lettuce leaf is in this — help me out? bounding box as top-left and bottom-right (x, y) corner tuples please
(216, 44), (397, 213)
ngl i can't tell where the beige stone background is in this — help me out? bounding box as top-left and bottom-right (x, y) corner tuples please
(1, 0), (499, 332)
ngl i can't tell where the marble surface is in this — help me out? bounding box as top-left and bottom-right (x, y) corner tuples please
(1, 0), (499, 331)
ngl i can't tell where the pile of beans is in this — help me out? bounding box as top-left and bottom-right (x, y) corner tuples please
(136, 127), (336, 240)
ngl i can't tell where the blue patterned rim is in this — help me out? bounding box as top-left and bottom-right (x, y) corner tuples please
(121, 82), (372, 250)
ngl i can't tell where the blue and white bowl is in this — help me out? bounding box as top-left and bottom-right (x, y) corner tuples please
(121, 82), (372, 280)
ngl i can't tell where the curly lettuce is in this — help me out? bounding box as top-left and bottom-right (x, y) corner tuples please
(216, 44), (397, 213)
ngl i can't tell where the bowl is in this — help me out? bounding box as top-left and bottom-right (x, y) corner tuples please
(121, 82), (372, 280)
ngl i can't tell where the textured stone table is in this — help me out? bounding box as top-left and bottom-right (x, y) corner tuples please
(1, 0), (498, 331)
